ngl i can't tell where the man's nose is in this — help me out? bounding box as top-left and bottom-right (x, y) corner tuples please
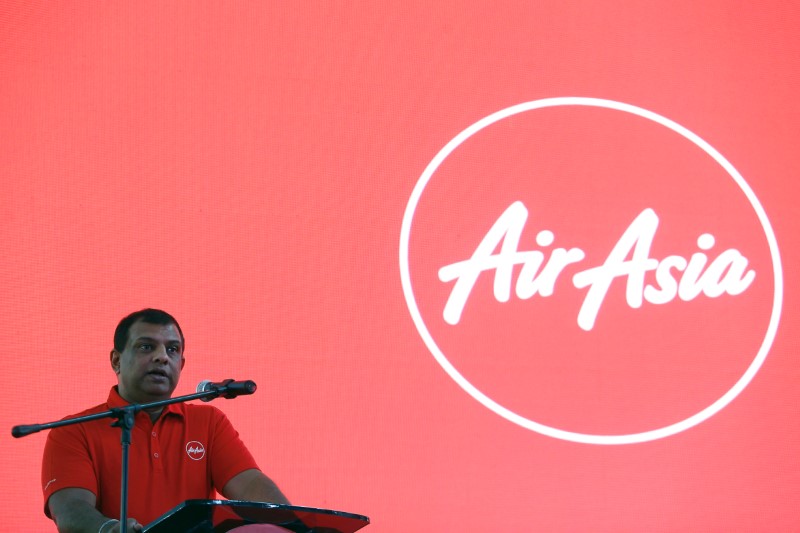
(151, 346), (169, 362)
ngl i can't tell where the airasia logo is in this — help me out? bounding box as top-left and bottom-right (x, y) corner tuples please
(186, 441), (206, 460)
(441, 202), (755, 331)
(400, 97), (783, 444)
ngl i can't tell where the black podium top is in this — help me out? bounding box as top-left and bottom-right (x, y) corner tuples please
(143, 499), (370, 533)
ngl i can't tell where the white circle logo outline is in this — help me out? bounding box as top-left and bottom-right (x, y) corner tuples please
(186, 440), (206, 460)
(399, 97), (783, 445)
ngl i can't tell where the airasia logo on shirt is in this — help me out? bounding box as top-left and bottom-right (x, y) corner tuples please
(186, 441), (206, 460)
(400, 98), (783, 444)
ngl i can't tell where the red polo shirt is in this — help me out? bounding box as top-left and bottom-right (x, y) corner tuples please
(42, 387), (260, 525)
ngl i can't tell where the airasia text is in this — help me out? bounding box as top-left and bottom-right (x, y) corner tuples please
(438, 201), (755, 330)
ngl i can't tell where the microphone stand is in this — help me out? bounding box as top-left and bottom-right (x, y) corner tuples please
(12, 384), (241, 533)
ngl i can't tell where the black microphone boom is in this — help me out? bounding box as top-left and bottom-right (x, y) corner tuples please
(196, 379), (257, 401)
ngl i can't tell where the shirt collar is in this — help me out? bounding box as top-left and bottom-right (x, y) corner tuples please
(106, 386), (185, 417)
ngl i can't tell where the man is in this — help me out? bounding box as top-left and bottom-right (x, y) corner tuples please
(42, 309), (289, 533)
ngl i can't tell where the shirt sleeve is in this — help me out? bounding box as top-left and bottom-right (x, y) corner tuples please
(41, 423), (98, 517)
(207, 407), (260, 492)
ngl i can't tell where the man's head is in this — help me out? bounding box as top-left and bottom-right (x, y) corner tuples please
(113, 308), (184, 353)
(110, 309), (186, 404)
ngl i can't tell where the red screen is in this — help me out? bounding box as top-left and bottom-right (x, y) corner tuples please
(1, 2), (799, 531)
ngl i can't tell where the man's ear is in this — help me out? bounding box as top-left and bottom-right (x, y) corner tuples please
(181, 356), (186, 370)
(110, 350), (121, 374)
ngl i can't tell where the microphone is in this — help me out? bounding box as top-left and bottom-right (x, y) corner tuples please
(196, 379), (257, 401)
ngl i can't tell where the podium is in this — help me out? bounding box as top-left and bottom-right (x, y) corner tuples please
(142, 500), (370, 533)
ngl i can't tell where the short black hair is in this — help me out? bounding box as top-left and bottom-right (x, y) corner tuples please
(113, 309), (185, 352)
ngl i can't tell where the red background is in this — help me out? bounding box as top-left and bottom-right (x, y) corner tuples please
(1, 2), (798, 531)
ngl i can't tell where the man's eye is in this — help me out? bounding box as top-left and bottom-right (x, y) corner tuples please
(139, 344), (152, 351)
(167, 346), (180, 354)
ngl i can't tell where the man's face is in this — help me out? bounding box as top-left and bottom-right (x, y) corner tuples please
(110, 320), (185, 403)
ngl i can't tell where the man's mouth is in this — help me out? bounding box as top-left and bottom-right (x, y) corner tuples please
(146, 369), (169, 380)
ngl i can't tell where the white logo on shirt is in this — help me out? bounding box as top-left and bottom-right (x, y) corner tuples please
(186, 441), (206, 460)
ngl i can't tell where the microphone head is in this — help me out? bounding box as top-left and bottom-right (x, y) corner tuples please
(242, 380), (257, 394)
(196, 380), (214, 402)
